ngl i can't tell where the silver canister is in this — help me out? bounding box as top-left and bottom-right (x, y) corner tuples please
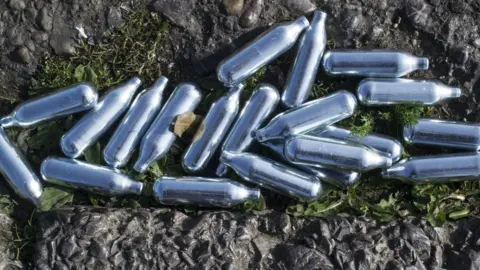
(262, 139), (361, 187)
(357, 78), (461, 106)
(0, 127), (43, 205)
(134, 83), (202, 173)
(284, 135), (392, 172)
(61, 77), (141, 158)
(220, 151), (322, 201)
(322, 50), (429, 77)
(0, 83), (98, 128)
(217, 16), (309, 87)
(153, 176), (260, 207)
(311, 125), (403, 163)
(281, 11), (327, 108)
(403, 118), (480, 150)
(216, 84), (280, 176)
(382, 153), (480, 184)
(104, 77), (168, 168)
(183, 84), (244, 173)
(40, 157), (143, 196)
(255, 90), (357, 142)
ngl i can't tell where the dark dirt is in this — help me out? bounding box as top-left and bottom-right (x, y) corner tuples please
(34, 207), (480, 269)
(1, 0), (480, 268)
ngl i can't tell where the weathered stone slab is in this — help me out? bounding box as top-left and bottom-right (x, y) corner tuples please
(34, 207), (480, 269)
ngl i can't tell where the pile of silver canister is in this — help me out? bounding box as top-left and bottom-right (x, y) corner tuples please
(0, 10), (476, 208)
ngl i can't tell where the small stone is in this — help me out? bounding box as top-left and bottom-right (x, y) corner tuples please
(59, 235), (78, 258)
(49, 36), (76, 56)
(305, 237), (316, 249)
(150, 0), (196, 29)
(223, 0), (244, 16)
(9, 47), (31, 64)
(449, 0), (467, 13)
(25, 7), (37, 20)
(10, 32), (24, 46)
(240, 0), (263, 28)
(106, 7), (123, 29)
(385, 260), (403, 270)
(8, 0), (26, 10)
(282, 0), (316, 15)
(26, 40), (35, 52)
(370, 26), (384, 40)
(450, 46), (470, 65)
(472, 38), (480, 48)
(37, 7), (53, 31)
(32, 32), (48, 43)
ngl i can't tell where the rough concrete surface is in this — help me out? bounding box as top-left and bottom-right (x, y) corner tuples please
(34, 207), (480, 270)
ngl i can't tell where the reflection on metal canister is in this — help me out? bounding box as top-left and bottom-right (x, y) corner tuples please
(256, 90), (357, 142)
(403, 118), (480, 151)
(183, 84), (244, 173)
(284, 135), (392, 172)
(0, 127), (43, 205)
(220, 151), (322, 201)
(382, 153), (480, 184)
(357, 78), (461, 106)
(0, 83), (98, 128)
(311, 125), (403, 163)
(134, 83), (202, 173)
(262, 139), (361, 188)
(104, 77), (168, 168)
(322, 50), (429, 77)
(282, 11), (327, 108)
(216, 84), (279, 176)
(153, 176), (260, 207)
(217, 16), (309, 87)
(41, 157), (143, 196)
(61, 77), (141, 158)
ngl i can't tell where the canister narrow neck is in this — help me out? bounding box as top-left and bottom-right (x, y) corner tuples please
(0, 115), (16, 128)
(220, 151), (235, 164)
(416, 57), (429, 70)
(246, 189), (261, 200)
(450, 87), (462, 98)
(126, 181), (143, 195)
